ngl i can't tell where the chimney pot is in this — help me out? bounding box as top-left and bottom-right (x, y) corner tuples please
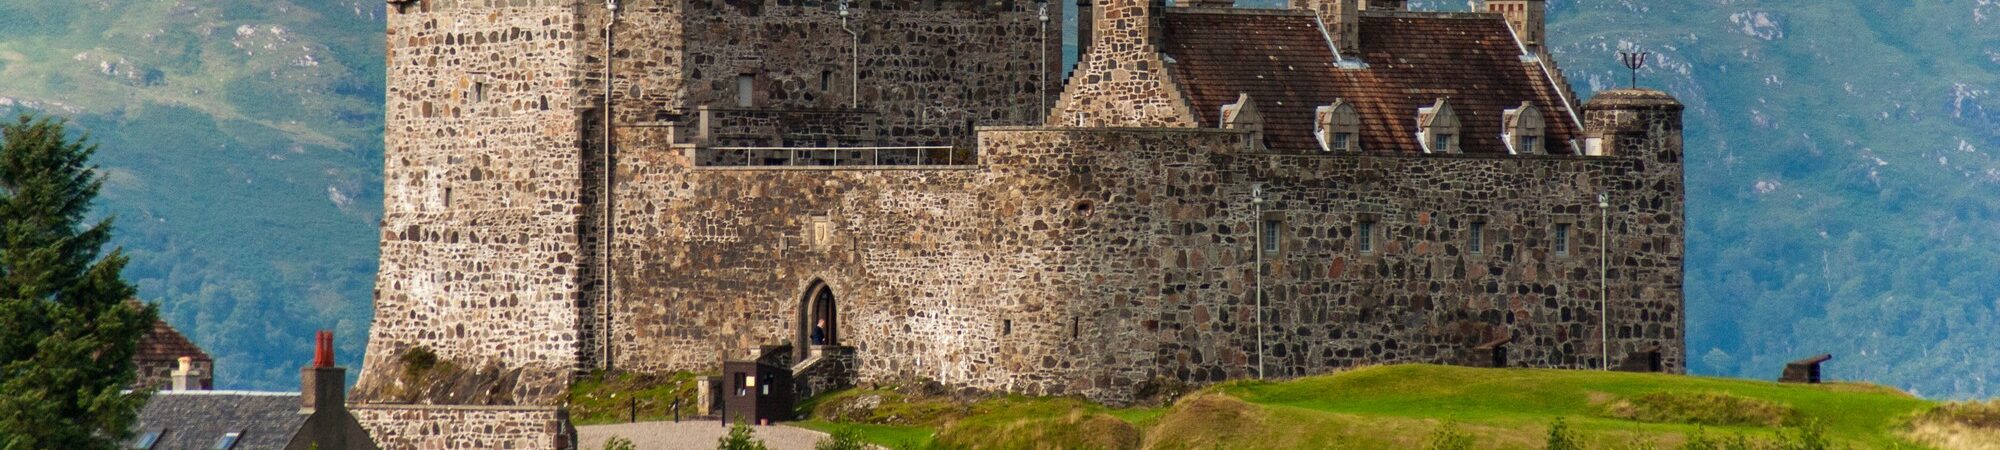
(301, 330), (347, 411)
(170, 356), (206, 392)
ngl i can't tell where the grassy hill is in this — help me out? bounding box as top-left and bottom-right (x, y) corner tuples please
(796, 365), (1978, 449)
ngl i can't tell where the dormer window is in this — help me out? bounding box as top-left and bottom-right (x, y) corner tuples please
(1502, 101), (1547, 155)
(1417, 98), (1461, 154)
(1314, 100), (1361, 152)
(1221, 93), (1266, 150)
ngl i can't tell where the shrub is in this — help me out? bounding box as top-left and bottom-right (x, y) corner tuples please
(718, 423), (770, 450)
(1545, 418), (1584, 450)
(1599, 391), (1799, 427)
(1423, 420), (1475, 450)
(400, 346), (439, 380)
(602, 436), (636, 450)
(815, 427), (869, 450)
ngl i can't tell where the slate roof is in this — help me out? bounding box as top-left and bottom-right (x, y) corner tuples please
(134, 392), (307, 450)
(1162, 9), (1581, 154)
(137, 318), (211, 364)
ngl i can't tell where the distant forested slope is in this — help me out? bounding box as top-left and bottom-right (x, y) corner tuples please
(0, 0), (384, 389)
(4, 0), (1999, 397)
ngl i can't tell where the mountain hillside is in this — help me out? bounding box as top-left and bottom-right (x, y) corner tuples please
(3, 0), (1999, 397)
(0, 0), (385, 388)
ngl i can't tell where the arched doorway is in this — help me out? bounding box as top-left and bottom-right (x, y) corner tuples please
(796, 281), (839, 357)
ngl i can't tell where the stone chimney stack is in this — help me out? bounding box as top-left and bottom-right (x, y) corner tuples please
(1485, 0), (1547, 53)
(300, 331), (347, 411)
(1047, 0), (1195, 127)
(1294, 0), (1359, 55)
(169, 356), (206, 391)
(1360, 0), (1405, 10)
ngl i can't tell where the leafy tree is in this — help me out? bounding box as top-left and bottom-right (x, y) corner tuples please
(717, 422), (770, 450)
(0, 115), (155, 450)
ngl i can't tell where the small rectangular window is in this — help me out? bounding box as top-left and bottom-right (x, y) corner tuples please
(1521, 135), (1540, 153)
(214, 432), (242, 450)
(1358, 221), (1375, 254)
(821, 70), (834, 91)
(736, 74), (754, 107)
(1003, 319), (1013, 336)
(135, 429), (164, 450)
(1554, 223), (1571, 256)
(1436, 134), (1455, 152)
(1469, 221), (1485, 254)
(471, 82), (486, 104)
(1262, 220), (1282, 253)
(1333, 132), (1354, 152)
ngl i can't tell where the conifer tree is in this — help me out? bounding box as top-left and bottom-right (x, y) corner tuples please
(0, 115), (155, 450)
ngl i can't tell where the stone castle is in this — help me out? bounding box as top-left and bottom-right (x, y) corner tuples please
(353, 0), (1686, 446)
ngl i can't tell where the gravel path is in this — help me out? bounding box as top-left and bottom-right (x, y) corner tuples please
(578, 420), (832, 450)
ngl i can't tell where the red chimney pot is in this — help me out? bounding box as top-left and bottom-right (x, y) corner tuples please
(313, 330), (335, 368)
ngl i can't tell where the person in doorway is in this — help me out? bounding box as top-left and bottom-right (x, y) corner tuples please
(811, 319), (828, 345)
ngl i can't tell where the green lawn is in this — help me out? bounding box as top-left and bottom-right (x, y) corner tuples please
(798, 365), (1956, 449)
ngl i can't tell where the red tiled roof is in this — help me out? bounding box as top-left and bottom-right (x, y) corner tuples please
(137, 318), (211, 363)
(1163, 10), (1581, 154)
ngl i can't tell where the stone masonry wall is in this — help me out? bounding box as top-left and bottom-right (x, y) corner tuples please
(606, 127), (1245, 399)
(605, 122), (1682, 404)
(583, 0), (1063, 140)
(353, 405), (572, 450)
(358, 0), (588, 406)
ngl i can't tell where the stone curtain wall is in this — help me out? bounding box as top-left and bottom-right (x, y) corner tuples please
(1047, 0), (1199, 128)
(605, 128), (1246, 401)
(358, 0), (588, 406)
(604, 119), (1680, 404)
(353, 405), (572, 450)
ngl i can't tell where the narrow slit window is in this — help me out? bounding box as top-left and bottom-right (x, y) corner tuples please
(821, 70), (834, 91)
(1554, 223), (1572, 256)
(1469, 221), (1485, 254)
(736, 74), (754, 107)
(1003, 319), (1013, 336)
(1358, 221), (1376, 254)
(1261, 220), (1282, 253)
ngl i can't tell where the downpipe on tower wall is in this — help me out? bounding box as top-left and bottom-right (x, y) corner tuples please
(840, 2), (857, 109)
(602, 0), (618, 370)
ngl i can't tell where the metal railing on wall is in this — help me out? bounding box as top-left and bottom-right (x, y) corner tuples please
(696, 146), (976, 168)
